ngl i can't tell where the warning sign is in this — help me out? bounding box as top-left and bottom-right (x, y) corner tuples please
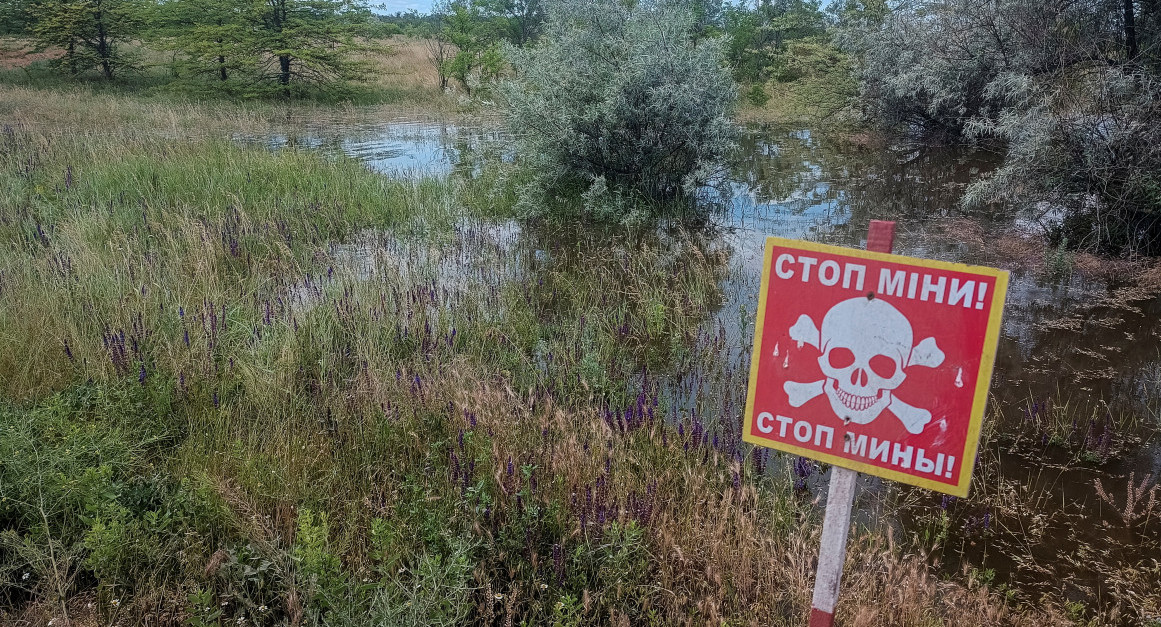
(743, 237), (1009, 496)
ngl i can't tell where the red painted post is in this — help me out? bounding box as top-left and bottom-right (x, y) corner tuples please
(865, 220), (897, 254)
(807, 220), (896, 627)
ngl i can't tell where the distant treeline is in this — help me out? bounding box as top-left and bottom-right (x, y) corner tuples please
(0, 0), (839, 98)
(5, 0), (1155, 251)
(1, 0), (378, 95)
(834, 0), (1161, 253)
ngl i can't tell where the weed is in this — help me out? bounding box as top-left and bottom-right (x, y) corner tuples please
(0, 83), (1104, 626)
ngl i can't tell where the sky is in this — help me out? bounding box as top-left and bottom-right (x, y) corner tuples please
(377, 0), (435, 14)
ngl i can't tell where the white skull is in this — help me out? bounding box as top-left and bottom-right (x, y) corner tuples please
(818, 297), (912, 424)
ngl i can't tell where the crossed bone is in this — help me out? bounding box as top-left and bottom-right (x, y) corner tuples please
(784, 313), (944, 434)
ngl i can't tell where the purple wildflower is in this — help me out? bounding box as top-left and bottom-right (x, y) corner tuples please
(552, 543), (564, 581)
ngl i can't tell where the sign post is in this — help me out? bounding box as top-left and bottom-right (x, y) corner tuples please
(809, 220), (895, 627)
(742, 220), (1008, 626)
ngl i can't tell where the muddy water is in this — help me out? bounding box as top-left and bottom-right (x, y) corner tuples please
(719, 129), (1161, 613)
(248, 119), (1161, 616)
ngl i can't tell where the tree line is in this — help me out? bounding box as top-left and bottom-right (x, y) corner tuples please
(7, 0), (1153, 247)
(0, 0), (830, 97)
(376, 0), (830, 97)
(2, 0), (373, 95)
(835, 0), (1161, 254)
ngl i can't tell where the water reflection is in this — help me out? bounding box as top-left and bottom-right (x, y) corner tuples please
(233, 119), (505, 175)
(241, 117), (1161, 617)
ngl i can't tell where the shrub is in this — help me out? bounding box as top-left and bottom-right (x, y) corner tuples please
(839, 0), (1161, 253)
(746, 84), (771, 107)
(503, 0), (738, 221)
(963, 69), (1161, 255)
(0, 385), (225, 612)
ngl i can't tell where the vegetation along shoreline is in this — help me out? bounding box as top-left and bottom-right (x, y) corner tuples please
(1, 0), (1159, 625)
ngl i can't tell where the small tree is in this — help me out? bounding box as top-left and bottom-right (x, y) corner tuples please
(247, 0), (370, 95)
(27, 0), (146, 79)
(425, 11), (454, 90)
(482, 0), (545, 46)
(160, 0), (251, 85)
(434, 0), (507, 95)
(503, 0), (738, 220)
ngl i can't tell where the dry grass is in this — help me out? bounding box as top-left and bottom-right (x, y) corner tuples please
(364, 36), (443, 91)
(0, 38), (61, 70)
(419, 367), (1064, 626)
(0, 84), (1091, 626)
(0, 83), (270, 135)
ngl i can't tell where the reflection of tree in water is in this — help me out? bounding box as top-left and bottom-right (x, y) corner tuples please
(447, 128), (509, 175)
(729, 126), (1005, 229)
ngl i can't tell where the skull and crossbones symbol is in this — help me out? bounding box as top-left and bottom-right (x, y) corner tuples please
(783, 297), (944, 434)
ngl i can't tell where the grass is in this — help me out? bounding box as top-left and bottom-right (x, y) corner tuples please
(0, 82), (1117, 626)
(0, 35), (473, 115)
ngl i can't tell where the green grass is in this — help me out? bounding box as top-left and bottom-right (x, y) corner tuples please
(0, 84), (1089, 626)
(0, 52), (439, 109)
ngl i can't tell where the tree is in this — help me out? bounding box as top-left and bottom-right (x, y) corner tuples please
(247, 0), (370, 94)
(432, 0), (508, 95)
(503, 0), (738, 220)
(159, 0), (251, 85)
(425, 0), (544, 92)
(425, 13), (454, 90)
(155, 0), (369, 94)
(484, 0), (545, 46)
(26, 0), (146, 79)
(0, 0), (33, 35)
(723, 5), (774, 83)
(722, 0), (827, 84)
(690, 0), (724, 37)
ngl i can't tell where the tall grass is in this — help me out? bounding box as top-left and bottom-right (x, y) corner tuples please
(0, 85), (1086, 625)
(0, 35), (469, 112)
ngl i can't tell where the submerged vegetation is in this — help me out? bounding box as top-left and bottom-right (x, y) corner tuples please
(0, 83), (1100, 626)
(1, 0), (1161, 625)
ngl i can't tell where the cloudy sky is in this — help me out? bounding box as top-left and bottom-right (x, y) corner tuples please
(377, 0), (435, 14)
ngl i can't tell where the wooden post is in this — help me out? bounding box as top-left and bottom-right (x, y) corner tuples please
(809, 466), (857, 627)
(808, 220), (896, 627)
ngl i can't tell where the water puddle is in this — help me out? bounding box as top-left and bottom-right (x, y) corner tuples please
(240, 118), (1161, 616)
(233, 119), (505, 176)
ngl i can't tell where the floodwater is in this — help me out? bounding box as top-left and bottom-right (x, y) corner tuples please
(246, 119), (1161, 617)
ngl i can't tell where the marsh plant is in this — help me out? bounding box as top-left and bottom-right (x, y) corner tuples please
(502, 0), (738, 222)
(0, 85), (1090, 625)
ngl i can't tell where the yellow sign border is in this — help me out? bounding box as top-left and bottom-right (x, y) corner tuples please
(741, 236), (1010, 498)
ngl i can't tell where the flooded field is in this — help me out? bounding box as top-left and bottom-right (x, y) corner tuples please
(243, 118), (1161, 617)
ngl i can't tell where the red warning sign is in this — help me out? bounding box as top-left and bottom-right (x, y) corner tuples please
(743, 237), (1009, 497)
